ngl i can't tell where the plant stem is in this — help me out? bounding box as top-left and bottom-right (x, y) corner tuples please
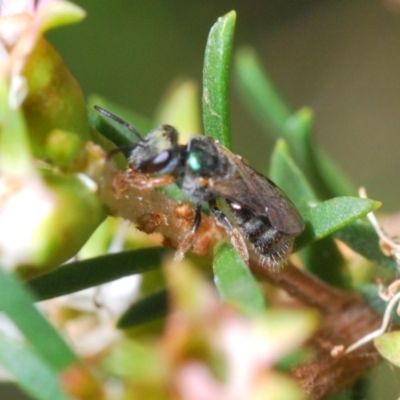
(250, 258), (382, 400)
(96, 153), (384, 399)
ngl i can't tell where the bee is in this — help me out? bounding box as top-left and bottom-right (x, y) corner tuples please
(95, 106), (305, 267)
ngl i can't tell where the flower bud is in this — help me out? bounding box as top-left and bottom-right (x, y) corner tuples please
(0, 171), (105, 275)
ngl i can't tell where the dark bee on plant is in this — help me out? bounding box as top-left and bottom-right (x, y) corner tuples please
(95, 106), (305, 268)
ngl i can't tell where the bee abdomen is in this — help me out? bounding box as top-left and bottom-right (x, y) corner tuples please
(228, 202), (294, 267)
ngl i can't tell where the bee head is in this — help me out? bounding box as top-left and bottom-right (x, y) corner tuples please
(129, 125), (183, 175)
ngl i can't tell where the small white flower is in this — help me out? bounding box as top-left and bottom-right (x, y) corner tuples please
(0, 175), (55, 269)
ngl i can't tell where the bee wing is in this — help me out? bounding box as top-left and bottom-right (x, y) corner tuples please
(208, 146), (305, 234)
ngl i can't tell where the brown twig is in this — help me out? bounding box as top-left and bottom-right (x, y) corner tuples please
(93, 152), (385, 400)
(250, 259), (382, 399)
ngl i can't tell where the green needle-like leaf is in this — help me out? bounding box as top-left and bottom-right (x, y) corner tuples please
(269, 139), (317, 217)
(299, 237), (348, 287)
(202, 11), (236, 148)
(269, 139), (348, 285)
(296, 197), (381, 250)
(117, 289), (168, 329)
(0, 267), (77, 371)
(358, 283), (400, 325)
(213, 242), (266, 314)
(335, 221), (398, 273)
(234, 47), (356, 199)
(283, 109), (354, 198)
(0, 332), (70, 400)
(296, 197), (379, 286)
(313, 148), (355, 198)
(234, 46), (291, 137)
(284, 109), (355, 198)
(28, 248), (168, 301)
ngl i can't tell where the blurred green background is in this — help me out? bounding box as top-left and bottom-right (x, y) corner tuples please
(46, 0), (400, 212)
(3, 2), (400, 399)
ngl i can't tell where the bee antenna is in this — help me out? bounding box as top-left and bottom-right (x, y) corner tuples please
(94, 105), (144, 141)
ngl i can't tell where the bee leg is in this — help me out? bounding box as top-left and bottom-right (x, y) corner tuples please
(192, 203), (203, 232)
(208, 199), (249, 263)
(174, 203), (202, 263)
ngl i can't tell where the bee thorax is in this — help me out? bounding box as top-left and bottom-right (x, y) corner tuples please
(181, 175), (214, 203)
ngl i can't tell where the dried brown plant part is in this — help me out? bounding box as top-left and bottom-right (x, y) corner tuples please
(250, 259), (383, 400)
(359, 186), (400, 265)
(173, 208), (224, 263)
(337, 290), (400, 357)
(124, 167), (177, 189)
(136, 212), (163, 234)
(379, 279), (400, 302)
(329, 280), (400, 360)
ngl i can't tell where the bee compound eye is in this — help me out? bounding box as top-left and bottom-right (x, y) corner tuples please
(139, 150), (173, 173)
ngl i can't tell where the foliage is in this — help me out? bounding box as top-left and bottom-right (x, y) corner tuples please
(0, 2), (398, 400)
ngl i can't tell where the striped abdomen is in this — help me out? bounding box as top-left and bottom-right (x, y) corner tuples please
(227, 200), (295, 267)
